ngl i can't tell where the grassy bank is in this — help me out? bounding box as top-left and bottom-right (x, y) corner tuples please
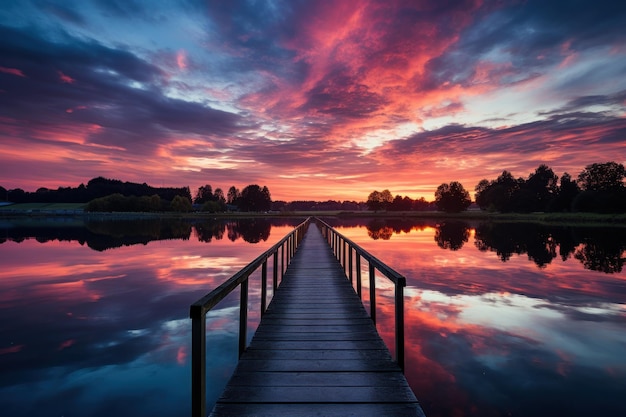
(2, 203), (625, 226)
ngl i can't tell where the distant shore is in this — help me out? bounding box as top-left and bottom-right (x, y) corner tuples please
(1, 202), (625, 226)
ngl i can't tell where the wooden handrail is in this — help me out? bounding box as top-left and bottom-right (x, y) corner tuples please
(315, 217), (406, 371)
(189, 217), (311, 417)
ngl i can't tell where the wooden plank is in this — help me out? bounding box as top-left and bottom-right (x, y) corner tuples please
(243, 340), (389, 350)
(219, 385), (417, 402)
(233, 359), (401, 372)
(224, 371), (409, 386)
(208, 224), (425, 417)
(240, 349), (392, 360)
(211, 403), (426, 417)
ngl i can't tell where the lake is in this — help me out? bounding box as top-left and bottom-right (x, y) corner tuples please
(1, 217), (624, 416)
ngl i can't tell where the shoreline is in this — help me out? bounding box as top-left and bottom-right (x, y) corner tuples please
(1, 204), (625, 226)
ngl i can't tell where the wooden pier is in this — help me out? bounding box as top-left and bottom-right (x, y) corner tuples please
(207, 224), (425, 417)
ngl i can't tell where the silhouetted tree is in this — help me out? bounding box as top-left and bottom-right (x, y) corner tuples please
(366, 189), (393, 211)
(171, 195), (192, 212)
(390, 195), (413, 211)
(474, 179), (491, 210)
(474, 171), (524, 212)
(239, 184), (272, 211)
(550, 172), (580, 212)
(574, 162), (626, 213)
(434, 182), (471, 213)
(412, 197), (434, 211)
(577, 161), (625, 192)
(214, 188), (226, 204)
(227, 186), (241, 205)
(523, 164), (558, 212)
(194, 184), (213, 204)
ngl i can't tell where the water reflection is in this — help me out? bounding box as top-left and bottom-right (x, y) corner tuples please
(1, 217), (624, 417)
(0, 217), (302, 417)
(434, 221), (470, 251)
(333, 219), (626, 417)
(358, 218), (626, 273)
(0, 217), (298, 250)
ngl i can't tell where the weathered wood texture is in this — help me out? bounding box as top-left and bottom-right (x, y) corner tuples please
(209, 225), (425, 417)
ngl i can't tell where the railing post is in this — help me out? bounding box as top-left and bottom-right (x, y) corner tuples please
(281, 244), (285, 278)
(348, 246), (353, 285)
(239, 279), (248, 357)
(356, 253), (362, 299)
(286, 236), (290, 265)
(191, 312), (206, 417)
(395, 281), (405, 371)
(273, 252), (278, 290)
(369, 263), (376, 324)
(342, 240), (347, 272)
(261, 261), (267, 316)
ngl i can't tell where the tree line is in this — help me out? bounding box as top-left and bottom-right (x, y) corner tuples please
(1, 177), (273, 213)
(1, 176), (192, 205)
(475, 161), (625, 213)
(365, 190), (437, 211)
(3, 161), (624, 214)
(368, 161), (626, 213)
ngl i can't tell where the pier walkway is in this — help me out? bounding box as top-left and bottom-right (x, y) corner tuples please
(208, 224), (425, 417)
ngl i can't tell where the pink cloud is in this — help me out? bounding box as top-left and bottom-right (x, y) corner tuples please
(176, 50), (187, 70)
(0, 344), (24, 355)
(176, 345), (187, 365)
(58, 70), (75, 84)
(0, 66), (26, 77)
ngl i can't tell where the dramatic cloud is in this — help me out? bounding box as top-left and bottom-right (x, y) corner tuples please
(1, 0), (625, 200)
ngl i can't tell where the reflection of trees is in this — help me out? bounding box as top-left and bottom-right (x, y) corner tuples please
(368, 225), (394, 240)
(194, 221), (226, 242)
(227, 219), (271, 243)
(366, 219), (429, 240)
(0, 219), (195, 251)
(434, 221), (470, 251)
(0, 217), (298, 249)
(85, 219), (192, 250)
(474, 223), (527, 262)
(475, 223), (626, 273)
(574, 230), (626, 273)
(474, 223), (559, 267)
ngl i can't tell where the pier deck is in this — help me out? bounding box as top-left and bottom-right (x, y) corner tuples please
(209, 225), (425, 417)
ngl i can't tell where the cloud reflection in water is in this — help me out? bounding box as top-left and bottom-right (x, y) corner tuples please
(336, 220), (626, 417)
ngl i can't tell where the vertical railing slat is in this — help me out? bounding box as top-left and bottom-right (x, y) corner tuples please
(273, 252), (278, 290)
(348, 246), (353, 285)
(356, 253), (362, 299)
(369, 262), (376, 324)
(261, 261), (267, 316)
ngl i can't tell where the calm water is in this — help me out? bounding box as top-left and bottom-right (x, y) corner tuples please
(1, 217), (624, 416)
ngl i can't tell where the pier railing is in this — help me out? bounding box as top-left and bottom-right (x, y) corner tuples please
(189, 217), (311, 417)
(316, 218), (406, 371)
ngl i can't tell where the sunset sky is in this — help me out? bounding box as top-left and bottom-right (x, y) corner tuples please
(1, 0), (625, 201)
